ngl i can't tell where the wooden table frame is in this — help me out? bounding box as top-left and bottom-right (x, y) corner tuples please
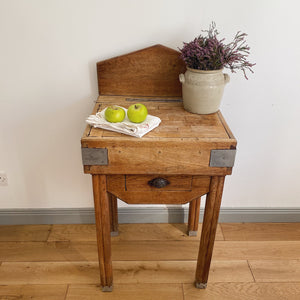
(91, 174), (225, 291)
(81, 45), (237, 292)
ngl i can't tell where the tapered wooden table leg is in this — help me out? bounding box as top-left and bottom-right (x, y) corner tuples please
(188, 197), (201, 236)
(92, 175), (113, 292)
(195, 176), (225, 289)
(108, 193), (119, 236)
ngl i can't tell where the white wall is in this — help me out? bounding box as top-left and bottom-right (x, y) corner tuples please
(0, 0), (299, 209)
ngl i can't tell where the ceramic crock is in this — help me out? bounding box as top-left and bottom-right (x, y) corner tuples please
(179, 68), (230, 114)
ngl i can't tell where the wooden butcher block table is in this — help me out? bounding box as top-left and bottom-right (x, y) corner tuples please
(81, 45), (237, 291)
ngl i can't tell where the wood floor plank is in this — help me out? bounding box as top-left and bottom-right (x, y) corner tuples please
(66, 283), (184, 300)
(113, 241), (198, 261)
(221, 223), (300, 241)
(112, 260), (253, 284)
(112, 241), (300, 261)
(0, 284), (67, 300)
(0, 262), (100, 285)
(0, 260), (253, 285)
(0, 241), (198, 262)
(183, 282), (300, 300)
(0, 241), (97, 262)
(113, 223), (224, 241)
(0, 225), (51, 242)
(48, 223), (224, 241)
(1, 241), (300, 262)
(249, 260), (300, 282)
(212, 241), (300, 260)
(1, 223), (300, 298)
(47, 224), (96, 242)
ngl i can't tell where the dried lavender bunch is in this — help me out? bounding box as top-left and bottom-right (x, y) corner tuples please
(179, 22), (255, 79)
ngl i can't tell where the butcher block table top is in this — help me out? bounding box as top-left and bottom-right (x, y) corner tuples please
(81, 95), (237, 176)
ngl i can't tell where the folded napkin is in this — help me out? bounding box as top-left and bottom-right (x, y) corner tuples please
(86, 106), (161, 138)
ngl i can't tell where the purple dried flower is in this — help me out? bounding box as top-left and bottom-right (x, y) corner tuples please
(179, 22), (255, 79)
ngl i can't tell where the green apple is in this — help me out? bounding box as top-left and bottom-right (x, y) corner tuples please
(104, 105), (125, 123)
(127, 103), (148, 123)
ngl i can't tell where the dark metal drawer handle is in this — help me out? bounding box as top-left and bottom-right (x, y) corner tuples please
(148, 177), (170, 188)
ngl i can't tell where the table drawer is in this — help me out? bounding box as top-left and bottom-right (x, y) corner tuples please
(125, 175), (192, 191)
(107, 175), (211, 204)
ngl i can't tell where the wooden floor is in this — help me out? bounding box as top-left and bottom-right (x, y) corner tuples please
(0, 223), (300, 299)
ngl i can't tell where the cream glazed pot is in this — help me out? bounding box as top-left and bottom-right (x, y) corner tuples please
(179, 68), (230, 114)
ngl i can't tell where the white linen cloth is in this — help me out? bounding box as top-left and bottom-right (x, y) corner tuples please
(86, 106), (161, 138)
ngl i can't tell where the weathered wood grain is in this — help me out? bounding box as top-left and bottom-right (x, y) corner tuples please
(81, 96), (236, 175)
(82, 141), (234, 176)
(97, 44), (186, 96)
(125, 175), (193, 191)
(92, 175), (113, 289)
(217, 111), (236, 140)
(84, 96), (232, 140)
(188, 198), (201, 235)
(106, 175), (210, 204)
(109, 193), (118, 234)
(83, 103), (103, 138)
(195, 176), (225, 286)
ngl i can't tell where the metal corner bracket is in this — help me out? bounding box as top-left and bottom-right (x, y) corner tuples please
(81, 147), (108, 166)
(209, 149), (236, 168)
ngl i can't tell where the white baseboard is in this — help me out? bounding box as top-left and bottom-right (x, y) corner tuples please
(0, 207), (299, 225)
